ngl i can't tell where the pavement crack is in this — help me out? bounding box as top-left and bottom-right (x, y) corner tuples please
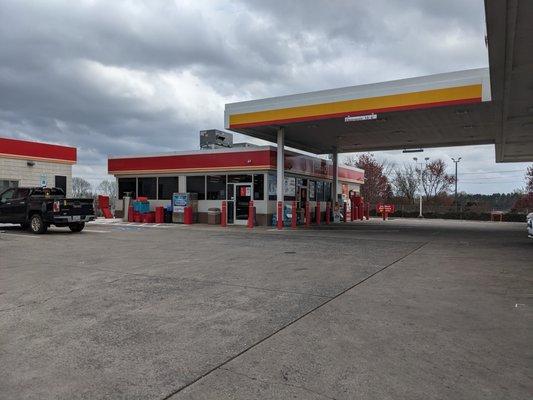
(160, 240), (430, 400)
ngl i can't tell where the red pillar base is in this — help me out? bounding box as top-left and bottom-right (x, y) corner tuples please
(221, 201), (227, 227)
(277, 201), (283, 230)
(247, 201), (254, 228)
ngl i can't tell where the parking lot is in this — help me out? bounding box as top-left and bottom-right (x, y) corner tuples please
(1, 218), (531, 399)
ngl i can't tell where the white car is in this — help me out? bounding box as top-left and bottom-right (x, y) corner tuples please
(528, 212), (533, 239)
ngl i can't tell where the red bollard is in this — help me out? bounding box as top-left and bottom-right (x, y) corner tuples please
(365, 202), (370, 220)
(359, 203), (364, 220)
(291, 201), (297, 229)
(184, 206), (193, 225)
(128, 206), (134, 222)
(325, 202), (330, 224)
(247, 200), (254, 228)
(305, 202), (310, 227)
(343, 202), (347, 222)
(221, 201), (227, 227)
(382, 211), (387, 221)
(155, 206), (164, 223)
(277, 201), (283, 230)
(351, 203), (355, 221)
(316, 201), (321, 225)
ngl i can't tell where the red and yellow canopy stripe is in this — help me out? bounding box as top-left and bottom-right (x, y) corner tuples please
(229, 84), (482, 128)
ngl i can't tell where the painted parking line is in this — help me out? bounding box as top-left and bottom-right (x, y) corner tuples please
(83, 229), (110, 233)
(89, 222), (173, 229)
(0, 232), (41, 238)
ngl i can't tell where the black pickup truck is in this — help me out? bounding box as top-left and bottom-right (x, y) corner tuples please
(0, 187), (95, 233)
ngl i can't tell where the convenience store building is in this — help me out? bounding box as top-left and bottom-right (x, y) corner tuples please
(108, 146), (364, 225)
(0, 137), (76, 195)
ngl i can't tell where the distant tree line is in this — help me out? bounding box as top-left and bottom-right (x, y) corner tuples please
(344, 153), (533, 218)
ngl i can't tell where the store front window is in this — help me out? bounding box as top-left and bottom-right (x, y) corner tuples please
(158, 177), (179, 200)
(253, 174), (264, 200)
(138, 177), (157, 199)
(186, 176), (206, 200)
(316, 181), (324, 202)
(207, 175), (226, 200)
(118, 178), (136, 199)
(309, 180), (316, 201)
(268, 173), (277, 200)
(228, 174), (252, 183)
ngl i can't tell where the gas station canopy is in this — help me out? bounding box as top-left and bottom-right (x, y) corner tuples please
(225, 0), (533, 162)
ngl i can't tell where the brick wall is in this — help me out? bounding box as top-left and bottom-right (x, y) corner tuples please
(0, 157), (73, 196)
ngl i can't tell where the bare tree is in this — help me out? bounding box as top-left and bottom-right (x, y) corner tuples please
(343, 153), (392, 204)
(526, 165), (533, 193)
(96, 179), (118, 209)
(72, 177), (93, 197)
(392, 163), (418, 202)
(420, 159), (455, 200)
(96, 180), (117, 199)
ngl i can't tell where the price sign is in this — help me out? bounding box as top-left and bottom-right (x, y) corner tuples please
(376, 203), (395, 213)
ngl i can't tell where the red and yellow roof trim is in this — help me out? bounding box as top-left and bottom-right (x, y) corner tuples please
(229, 84), (482, 128)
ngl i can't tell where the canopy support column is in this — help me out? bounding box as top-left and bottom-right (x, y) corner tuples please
(332, 148), (338, 205)
(276, 127), (285, 203)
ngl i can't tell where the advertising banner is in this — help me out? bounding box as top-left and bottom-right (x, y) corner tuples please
(284, 176), (295, 196)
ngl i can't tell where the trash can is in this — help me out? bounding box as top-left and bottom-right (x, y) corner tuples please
(208, 208), (221, 225)
(164, 208), (173, 223)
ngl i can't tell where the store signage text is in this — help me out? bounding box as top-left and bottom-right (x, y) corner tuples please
(345, 113), (377, 122)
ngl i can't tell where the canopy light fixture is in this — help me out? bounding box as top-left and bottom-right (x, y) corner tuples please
(345, 113), (377, 122)
(455, 109), (470, 115)
(402, 148), (424, 153)
(463, 124), (475, 129)
(391, 130), (406, 135)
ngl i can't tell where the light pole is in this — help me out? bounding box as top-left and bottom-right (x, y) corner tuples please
(413, 157), (429, 218)
(451, 157), (462, 212)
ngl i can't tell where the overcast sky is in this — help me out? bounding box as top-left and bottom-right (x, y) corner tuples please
(0, 0), (529, 193)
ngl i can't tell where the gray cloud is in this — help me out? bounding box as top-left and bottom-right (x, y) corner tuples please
(0, 0), (528, 192)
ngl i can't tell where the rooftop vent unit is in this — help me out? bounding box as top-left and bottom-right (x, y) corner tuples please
(200, 129), (233, 150)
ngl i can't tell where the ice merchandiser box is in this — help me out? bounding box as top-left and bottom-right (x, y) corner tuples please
(172, 192), (198, 223)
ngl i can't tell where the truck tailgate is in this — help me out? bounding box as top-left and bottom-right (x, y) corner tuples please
(55, 198), (95, 216)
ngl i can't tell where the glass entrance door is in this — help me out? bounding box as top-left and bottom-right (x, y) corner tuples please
(234, 184), (251, 225)
(227, 184), (234, 224)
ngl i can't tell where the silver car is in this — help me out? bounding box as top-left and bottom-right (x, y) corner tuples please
(528, 212), (533, 239)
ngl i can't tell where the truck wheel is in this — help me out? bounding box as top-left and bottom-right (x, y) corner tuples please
(69, 222), (85, 232)
(29, 214), (47, 234)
